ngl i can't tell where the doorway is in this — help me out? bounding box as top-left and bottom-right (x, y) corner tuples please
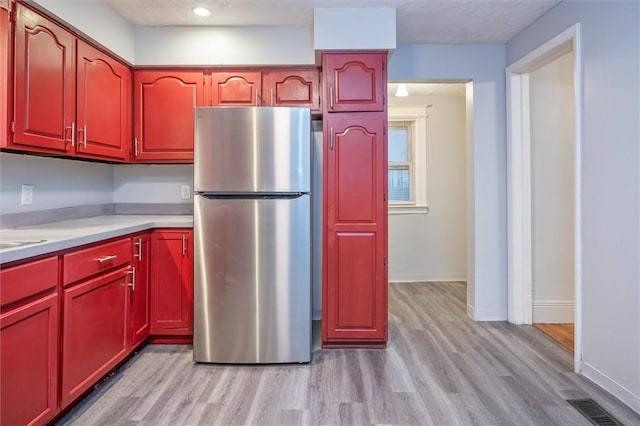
(529, 51), (576, 352)
(506, 25), (583, 371)
(386, 82), (468, 285)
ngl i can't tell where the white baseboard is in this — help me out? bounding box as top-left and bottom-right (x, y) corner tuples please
(532, 299), (574, 323)
(389, 272), (467, 282)
(467, 304), (508, 321)
(582, 362), (640, 414)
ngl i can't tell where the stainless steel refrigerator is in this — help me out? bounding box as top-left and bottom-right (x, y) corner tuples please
(193, 106), (312, 364)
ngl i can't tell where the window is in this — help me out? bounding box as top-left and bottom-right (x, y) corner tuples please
(388, 108), (429, 214)
(388, 121), (414, 203)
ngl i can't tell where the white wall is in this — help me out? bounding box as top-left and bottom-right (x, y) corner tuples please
(33, 0), (135, 63)
(388, 95), (467, 282)
(134, 26), (314, 66)
(0, 153), (113, 214)
(113, 164), (194, 204)
(507, 1), (640, 413)
(388, 44), (507, 320)
(314, 8), (396, 51)
(530, 52), (575, 323)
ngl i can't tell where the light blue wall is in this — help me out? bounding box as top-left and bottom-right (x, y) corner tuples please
(507, 1), (640, 413)
(389, 44), (507, 320)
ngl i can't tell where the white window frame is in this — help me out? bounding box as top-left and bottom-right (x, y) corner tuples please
(388, 107), (429, 214)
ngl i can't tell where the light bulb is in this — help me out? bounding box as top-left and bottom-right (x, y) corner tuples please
(192, 6), (211, 17)
(395, 83), (409, 97)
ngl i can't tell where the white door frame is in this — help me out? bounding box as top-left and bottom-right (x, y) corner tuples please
(506, 24), (583, 372)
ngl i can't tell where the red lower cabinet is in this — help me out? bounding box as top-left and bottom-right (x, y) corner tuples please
(1, 293), (59, 426)
(61, 266), (131, 407)
(0, 228), (194, 420)
(130, 233), (151, 348)
(150, 230), (193, 336)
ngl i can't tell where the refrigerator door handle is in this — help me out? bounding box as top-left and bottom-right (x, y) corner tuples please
(198, 192), (307, 200)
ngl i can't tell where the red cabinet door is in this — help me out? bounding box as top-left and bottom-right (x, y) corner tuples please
(323, 116), (387, 343)
(150, 230), (193, 334)
(262, 68), (320, 111)
(130, 234), (150, 348)
(76, 40), (130, 162)
(323, 53), (386, 113)
(1, 1), (9, 147)
(1, 293), (59, 426)
(211, 71), (262, 106)
(133, 70), (205, 162)
(12, 4), (75, 153)
(61, 266), (130, 407)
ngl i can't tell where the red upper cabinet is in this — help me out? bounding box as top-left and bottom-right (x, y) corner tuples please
(150, 230), (193, 335)
(323, 52), (386, 113)
(76, 40), (130, 161)
(323, 116), (387, 343)
(12, 3), (75, 154)
(1, 0), (10, 146)
(9, 4), (131, 161)
(133, 70), (206, 163)
(262, 68), (320, 111)
(211, 71), (262, 106)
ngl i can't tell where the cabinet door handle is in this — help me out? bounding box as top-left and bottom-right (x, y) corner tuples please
(182, 234), (187, 256)
(271, 88), (275, 106)
(330, 85), (334, 109)
(66, 122), (75, 147)
(134, 238), (142, 260)
(255, 90), (260, 106)
(77, 125), (87, 148)
(330, 127), (334, 150)
(97, 254), (117, 263)
(127, 267), (136, 291)
(134, 137), (139, 157)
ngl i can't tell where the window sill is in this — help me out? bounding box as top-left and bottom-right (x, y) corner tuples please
(388, 205), (430, 215)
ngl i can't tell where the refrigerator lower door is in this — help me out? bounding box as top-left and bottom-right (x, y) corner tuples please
(193, 194), (311, 364)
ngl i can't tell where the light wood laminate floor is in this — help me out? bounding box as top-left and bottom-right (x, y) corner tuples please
(58, 282), (640, 425)
(533, 323), (575, 353)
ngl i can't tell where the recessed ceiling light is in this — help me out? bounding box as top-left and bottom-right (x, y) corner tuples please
(192, 6), (211, 17)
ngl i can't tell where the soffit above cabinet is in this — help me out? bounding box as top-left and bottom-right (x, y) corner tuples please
(103, 0), (561, 44)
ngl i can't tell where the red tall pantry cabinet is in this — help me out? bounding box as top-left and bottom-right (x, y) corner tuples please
(322, 52), (389, 347)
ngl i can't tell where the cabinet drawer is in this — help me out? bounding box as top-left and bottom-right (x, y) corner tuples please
(63, 239), (131, 287)
(1, 257), (58, 307)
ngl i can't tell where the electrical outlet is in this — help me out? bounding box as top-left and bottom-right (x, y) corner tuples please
(21, 184), (34, 205)
(180, 184), (191, 200)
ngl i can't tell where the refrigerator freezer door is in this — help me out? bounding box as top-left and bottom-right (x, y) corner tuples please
(194, 107), (311, 193)
(193, 194), (311, 363)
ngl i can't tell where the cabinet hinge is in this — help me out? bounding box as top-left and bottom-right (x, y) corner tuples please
(8, 8), (15, 23)
(383, 193), (387, 202)
(384, 255), (387, 266)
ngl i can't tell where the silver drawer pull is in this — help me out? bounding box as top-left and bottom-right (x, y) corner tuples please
(126, 267), (136, 291)
(97, 255), (117, 263)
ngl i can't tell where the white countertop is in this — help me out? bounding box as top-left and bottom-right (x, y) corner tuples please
(0, 215), (193, 264)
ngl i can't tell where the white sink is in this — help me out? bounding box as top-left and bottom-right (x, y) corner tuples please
(0, 240), (47, 250)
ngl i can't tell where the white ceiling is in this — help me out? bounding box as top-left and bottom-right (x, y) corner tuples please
(104, 0), (562, 44)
